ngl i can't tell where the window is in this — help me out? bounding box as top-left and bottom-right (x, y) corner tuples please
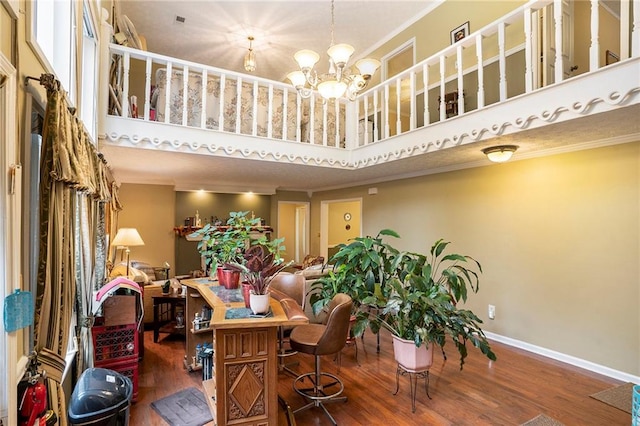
(29, 0), (77, 101)
(80, 3), (98, 140)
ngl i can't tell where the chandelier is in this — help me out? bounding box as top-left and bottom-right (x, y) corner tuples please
(244, 36), (256, 72)
(287, 0), (380, 101)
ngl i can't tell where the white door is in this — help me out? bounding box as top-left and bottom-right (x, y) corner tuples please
(541, 0), (575, 86)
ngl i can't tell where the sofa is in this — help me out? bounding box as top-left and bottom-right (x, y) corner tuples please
(109, 261), (181, 326)
(294, 263), (332, 324)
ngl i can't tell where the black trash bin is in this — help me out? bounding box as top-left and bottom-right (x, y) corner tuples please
(68, 367), (133, 426)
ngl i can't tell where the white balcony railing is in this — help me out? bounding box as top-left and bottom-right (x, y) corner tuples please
(102, 0), (639, 154)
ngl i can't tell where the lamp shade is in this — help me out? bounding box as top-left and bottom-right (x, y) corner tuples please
(244, 49), (256, 72)
(327, 43), (354, 66)
(287, 71), (307, 88)
(482, 145), (518, 163)
(355, 58), (381, 77)
(111, 228), (145, 247)
(318, 80), (347, 99)
(294, 50), (320, 70)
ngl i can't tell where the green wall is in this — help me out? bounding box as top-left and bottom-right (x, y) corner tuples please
(174, 191), (272, 275)
(308, 141), (640, 376)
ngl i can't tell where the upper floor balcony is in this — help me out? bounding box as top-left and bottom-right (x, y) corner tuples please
(98, 0), (640, 192)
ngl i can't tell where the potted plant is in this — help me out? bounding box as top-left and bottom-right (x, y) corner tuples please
(193, 211), (270, 288)
(225, 243), (292, 313)
(310, 229), (402, 336)
(373, 239), (496, 370)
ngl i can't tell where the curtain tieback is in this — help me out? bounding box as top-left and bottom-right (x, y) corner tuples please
(79, 314), (95, 328)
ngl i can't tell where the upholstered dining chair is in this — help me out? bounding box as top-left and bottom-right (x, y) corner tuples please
(288, 293), (353, 425)
(270, 273), (307, 376)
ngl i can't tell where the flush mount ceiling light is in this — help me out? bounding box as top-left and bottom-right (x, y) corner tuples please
(287, 0), (380, 101)
(244, 36), (256, 72)
(482, 145), (519, 163)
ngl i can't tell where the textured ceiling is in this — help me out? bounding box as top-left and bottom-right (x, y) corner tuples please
(117, 0), (439, 82)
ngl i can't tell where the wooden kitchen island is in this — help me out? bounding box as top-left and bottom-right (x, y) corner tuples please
(182, 278), (308, 426)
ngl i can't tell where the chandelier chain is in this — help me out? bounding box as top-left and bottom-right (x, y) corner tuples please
(330, 0), (335, 47)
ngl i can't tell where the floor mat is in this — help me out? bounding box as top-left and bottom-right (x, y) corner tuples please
(520, 413), (565, 426)
(150, 387), (213, 426)
(590, 382), (636, 414)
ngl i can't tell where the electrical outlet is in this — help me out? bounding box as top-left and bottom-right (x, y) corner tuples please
(488, 304), (496, 320)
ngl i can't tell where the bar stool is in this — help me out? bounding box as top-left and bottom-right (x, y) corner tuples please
(270, 273), (307, 376)
(289, 293), (353, 425)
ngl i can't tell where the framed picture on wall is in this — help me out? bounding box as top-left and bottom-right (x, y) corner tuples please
(450, 21), (470, 45)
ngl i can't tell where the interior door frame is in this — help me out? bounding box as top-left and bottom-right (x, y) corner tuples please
(320, 197), (362, 261)
(277, 201), (310, 263)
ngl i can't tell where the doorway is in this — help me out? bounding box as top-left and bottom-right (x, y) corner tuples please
(320, 198), (362, 261)
(277, 201), (310, 263)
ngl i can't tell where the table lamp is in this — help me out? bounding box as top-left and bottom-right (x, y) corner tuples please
(111, 228), (145, 277)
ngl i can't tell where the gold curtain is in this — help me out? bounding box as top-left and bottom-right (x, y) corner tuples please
(33, 74), (121, 424)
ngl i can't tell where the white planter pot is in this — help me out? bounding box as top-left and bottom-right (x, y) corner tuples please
(391, 335), (434, 372)
(249, 293), (270, 314)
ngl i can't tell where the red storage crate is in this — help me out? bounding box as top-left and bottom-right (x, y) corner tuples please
(95, 358), (139, 402)
(92, 323), (138, 364)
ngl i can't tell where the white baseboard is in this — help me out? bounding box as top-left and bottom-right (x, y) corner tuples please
(485, 331), (640, 384)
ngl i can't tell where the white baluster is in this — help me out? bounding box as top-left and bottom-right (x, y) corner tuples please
(620, 0), (630, 60)
(251, 80), (258, 136)
(235, 77), (242, 134)
(122, 52), (130, 118)
(439, 55), (446, 121)
(456, 44), (464, 115)
(499, 22), (507, 100)
(396, 77), (401, 134)
(143, 57), (151, 121)
(409, 71), (416, 131)
(553, 0), (564, 82)
(267, 84), (273, 139)
(384, 84), (390, 139)
(590, 0), (600, 71)
(423, 63), (429, 126)
(524, 8), (533, 93)
(163, 62), (171, 123)
(200, 69), (207, 129)
(373, 90), (379, 142)
(182, 65), (189, 126)
(218, 74), (225, 131)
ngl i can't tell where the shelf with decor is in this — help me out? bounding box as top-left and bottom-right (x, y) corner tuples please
(173, 225), (273, 241)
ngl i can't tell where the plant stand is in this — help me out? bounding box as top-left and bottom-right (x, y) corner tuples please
(393, 364), (431, 413)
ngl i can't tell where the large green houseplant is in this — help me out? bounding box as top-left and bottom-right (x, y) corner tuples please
(310, 229), (402, 336)
(375, 239), (496, 369)
(312, 230), (496, 369)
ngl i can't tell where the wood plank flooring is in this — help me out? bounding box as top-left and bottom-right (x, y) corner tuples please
(131, 329), (631, 425)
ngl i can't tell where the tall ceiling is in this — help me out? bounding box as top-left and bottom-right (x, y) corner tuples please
(116, 0), (439, 82)
(105, 1), (639, 194)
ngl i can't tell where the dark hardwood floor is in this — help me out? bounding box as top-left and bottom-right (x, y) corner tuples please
(131, 329), (630, 425)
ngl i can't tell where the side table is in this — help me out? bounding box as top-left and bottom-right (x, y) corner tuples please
(152, 294), (187, 343)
